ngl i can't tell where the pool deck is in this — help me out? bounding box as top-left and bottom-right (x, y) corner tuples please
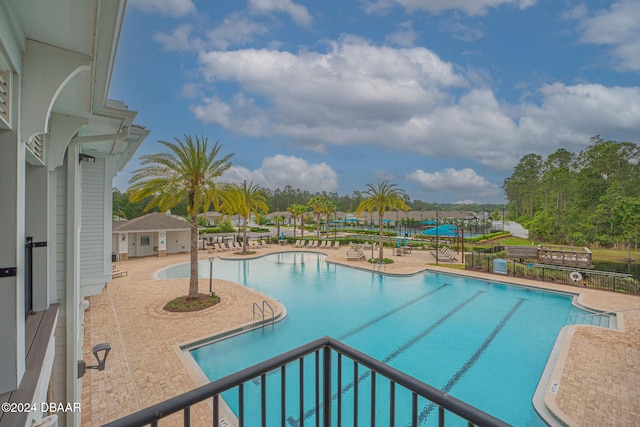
(82, 244), (640, 426)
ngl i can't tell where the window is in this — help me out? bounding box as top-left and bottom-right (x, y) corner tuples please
(140, 236), (150, 246)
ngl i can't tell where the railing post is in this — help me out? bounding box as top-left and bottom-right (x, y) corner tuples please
(323, 346), (332, 427)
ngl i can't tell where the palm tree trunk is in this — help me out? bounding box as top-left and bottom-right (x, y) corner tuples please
(189, 214), (199, 299)
(378, 212), (384, 260)
(243, 217), (248, 253)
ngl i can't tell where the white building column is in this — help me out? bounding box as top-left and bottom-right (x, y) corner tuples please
(118, 233), (129, 261)
(64, 144), (82, 427)
(0, 129), (26, 393)
(158, 230), (167, 257)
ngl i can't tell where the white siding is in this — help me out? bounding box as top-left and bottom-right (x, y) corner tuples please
(79, 157), (112, 296)
(80, 159), (105, 277)
(167, 230), (190, 254)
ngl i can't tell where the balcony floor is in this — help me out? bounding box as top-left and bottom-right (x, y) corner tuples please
(0, 304), (58, 427)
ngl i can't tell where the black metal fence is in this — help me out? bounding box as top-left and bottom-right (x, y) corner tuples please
(466, 251), (640, 295)
(103, 336), (510, 427)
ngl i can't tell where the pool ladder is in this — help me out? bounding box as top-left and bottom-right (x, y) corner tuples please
(252, 300), (275, 328)
(374, 260), (385, 273)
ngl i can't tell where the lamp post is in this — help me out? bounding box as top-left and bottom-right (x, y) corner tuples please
(208, 257), (215, 297)
(435, 208), (439, 265)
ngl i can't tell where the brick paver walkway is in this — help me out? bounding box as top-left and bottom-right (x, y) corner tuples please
(81, 244), (640, 426)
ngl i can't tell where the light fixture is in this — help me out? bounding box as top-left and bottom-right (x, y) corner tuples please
(78, 343), (111, 378)
(79, 153), (96, 163)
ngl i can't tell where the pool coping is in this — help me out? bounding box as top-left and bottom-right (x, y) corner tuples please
(175, 293), (288, 427)
(166, 251), (620, 427)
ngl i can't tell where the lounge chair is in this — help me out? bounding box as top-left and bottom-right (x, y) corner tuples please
(346, 248), (365, 260)
(441, 246), (458, 261)
(332, 241), (340, 249)
(111, 264), (127, 278)
(430, 249), (455, 262)
(306, 240), (316, 248)
(260, 239), (271, 248)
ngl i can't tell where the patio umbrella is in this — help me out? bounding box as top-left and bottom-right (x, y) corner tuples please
(423, 225), (458, 237)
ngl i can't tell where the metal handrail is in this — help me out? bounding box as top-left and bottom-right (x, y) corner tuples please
(262, 300), (275, 326)
(252, 301), (264, 321)
(253, 300), (275, 327)
(103, 336), (511, 427)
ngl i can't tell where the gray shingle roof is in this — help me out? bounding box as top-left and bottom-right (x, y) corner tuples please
(112, 212), (190, 232)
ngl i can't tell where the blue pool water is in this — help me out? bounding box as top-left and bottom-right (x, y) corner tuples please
(158, 252), (590, 426)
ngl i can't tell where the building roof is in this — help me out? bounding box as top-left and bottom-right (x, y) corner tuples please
(113, 212), (190, 232)
(265, 211), (293, 218)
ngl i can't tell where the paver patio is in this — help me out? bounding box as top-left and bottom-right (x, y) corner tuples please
(81, 243), (640, 426)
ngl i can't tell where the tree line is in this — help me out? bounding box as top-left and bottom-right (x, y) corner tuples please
(504, 136), (640, 249)
(114, 184), (504, 220)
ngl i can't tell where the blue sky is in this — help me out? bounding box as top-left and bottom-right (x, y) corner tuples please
(110, 0), (640, 203)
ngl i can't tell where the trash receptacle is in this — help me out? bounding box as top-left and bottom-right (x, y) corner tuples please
(112, 252), (117, 262)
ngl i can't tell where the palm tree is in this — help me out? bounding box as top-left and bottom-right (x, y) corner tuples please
(288, 204), (307, 239)
(128, 135), (233, 299)
(273, 215), (286, 239)
(355, 181), (410, 261)
(219, 181), (269, 253)
(308, 196), (326, 238)
(323, 200), (337, 233)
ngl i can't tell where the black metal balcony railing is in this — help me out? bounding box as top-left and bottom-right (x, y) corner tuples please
(103, 336), (511, 427)
(466, 250), (639, 295)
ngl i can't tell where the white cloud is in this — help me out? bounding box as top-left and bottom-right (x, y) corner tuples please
(407, 168), (501, 199)
(223, 155), (338, 192)
(248, 0), (313, 27)
(207, 14), (270, 50)
(575, 0), (640, 71)
(439, 15), (485, 41)
(154, 16), (270, 52)
(129, 0), (195, 17)
(393, 0), (536, 16)
(195, 37), (467, 148)
(386, 21), (419, 47)
(189, 38), (640, 172)
(360, 0), (396, 16)
(517, 83), (640, 148)
(154, 24), (202, 51)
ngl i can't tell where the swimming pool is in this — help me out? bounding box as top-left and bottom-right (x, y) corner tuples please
(159, 252), (591, 426)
